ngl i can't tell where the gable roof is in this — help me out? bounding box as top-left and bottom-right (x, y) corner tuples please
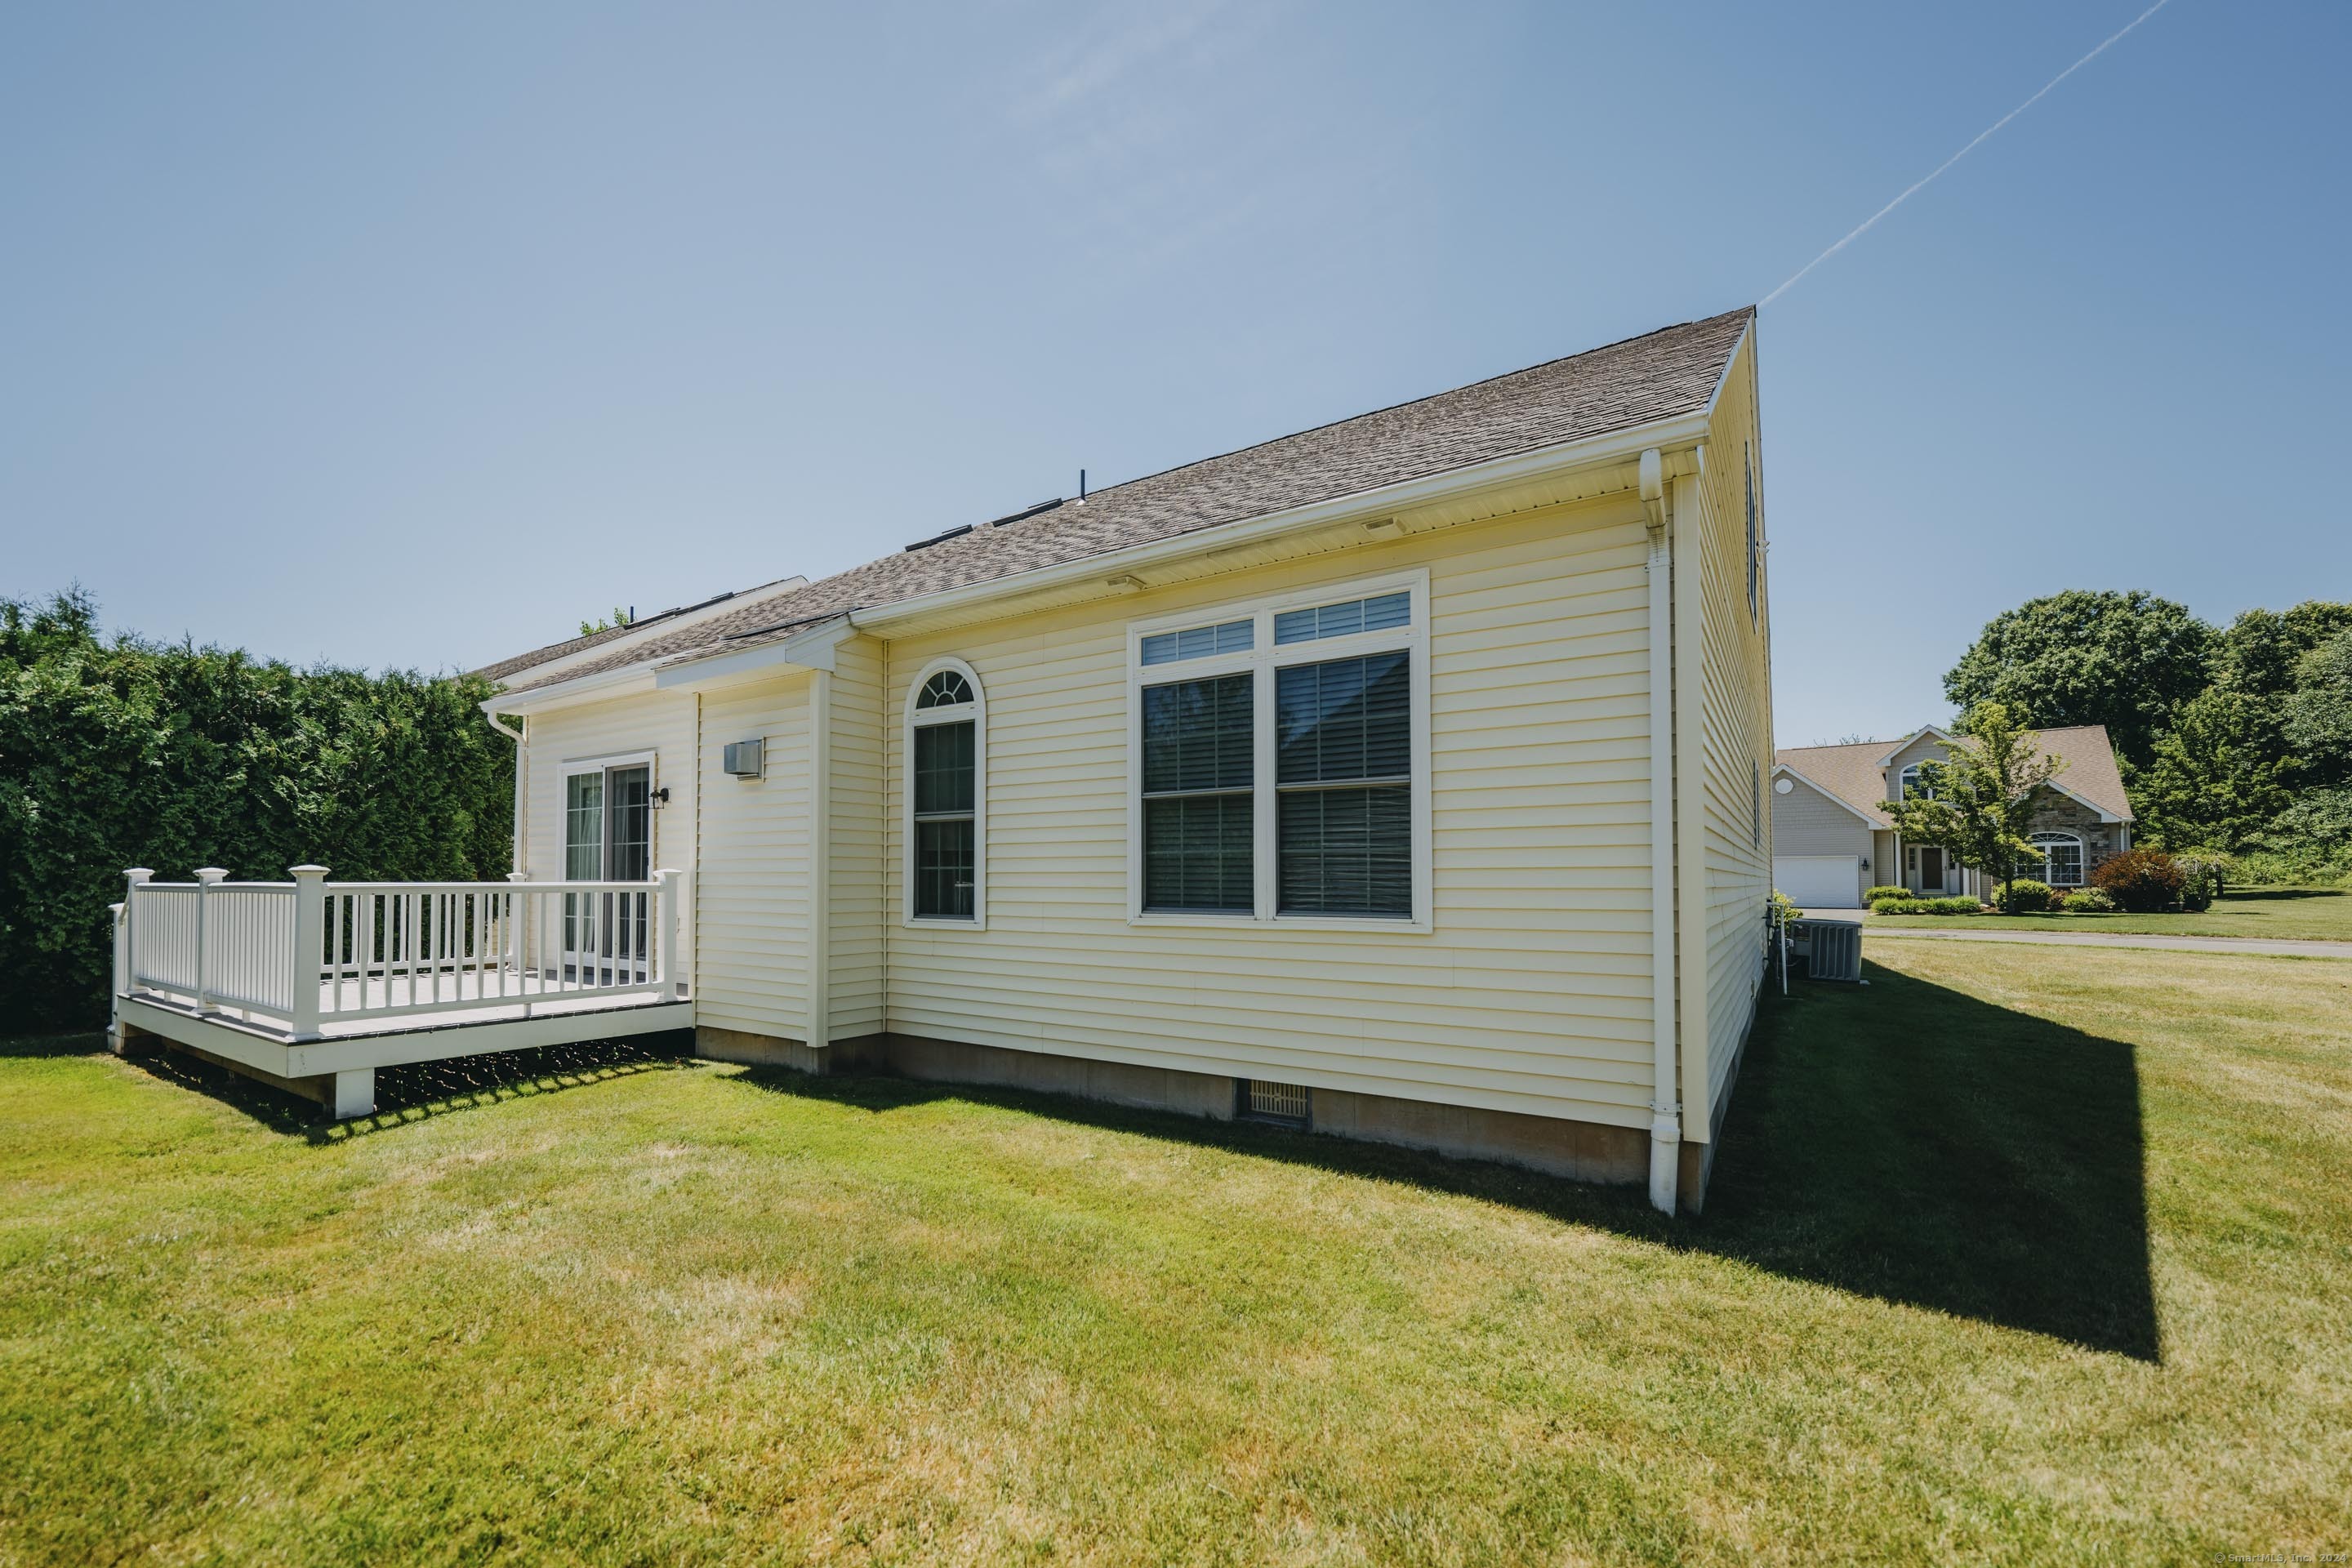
(1775, 724), (2135, 826)
(474, 577), (808, 684)
(490, 306), (1755, 694)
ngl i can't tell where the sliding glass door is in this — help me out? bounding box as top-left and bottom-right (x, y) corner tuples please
(563, 763), (653, 983)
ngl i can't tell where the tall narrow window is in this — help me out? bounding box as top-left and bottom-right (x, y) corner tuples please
(1142, 672), (1254, 912)
(1744, 443), (1760, 624)
(908, 663), (982, 922)
(1276, 650), (1410, 917)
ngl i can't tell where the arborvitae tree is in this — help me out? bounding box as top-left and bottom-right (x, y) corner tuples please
(0, 590), (513, 1029)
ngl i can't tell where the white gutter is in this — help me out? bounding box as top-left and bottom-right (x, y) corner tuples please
(653, 617), (849, 692)
(848, 412), (1712, 638)
(1638, 448), (1681, 1216)
(481, 662), (658, 717)
(481, 574), (809, 690)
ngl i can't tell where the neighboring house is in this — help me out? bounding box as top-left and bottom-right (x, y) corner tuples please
(1770, 725), (2136, 908)
(112, 307), (1773, 1218)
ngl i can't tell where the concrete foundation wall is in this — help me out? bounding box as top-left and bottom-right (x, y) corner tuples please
(695, 1022), (1728, 1202)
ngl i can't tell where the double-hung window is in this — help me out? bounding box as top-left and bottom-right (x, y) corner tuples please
(907, 662), (983, 923)
(1130, 574), (1428, 929)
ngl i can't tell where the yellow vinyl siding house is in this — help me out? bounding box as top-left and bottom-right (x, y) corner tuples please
(476, 309), (1775, 1214)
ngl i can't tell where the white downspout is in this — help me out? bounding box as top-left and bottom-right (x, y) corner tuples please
(1639, 448), (1682, 1215)
(486, 710), (528, 878)
(808, 669), (832, 1054)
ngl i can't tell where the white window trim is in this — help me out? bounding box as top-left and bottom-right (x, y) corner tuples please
(2030, 830), (2086, 888)
(902, 657), (986, 929)
(1124, 567), (1433, 933)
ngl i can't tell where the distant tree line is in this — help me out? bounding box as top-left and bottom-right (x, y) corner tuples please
(1943, 590), (2352, 882)
(0, 590), (514, 1031)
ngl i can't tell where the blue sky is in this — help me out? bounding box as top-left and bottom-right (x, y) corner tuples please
(4, 2), (2345, 746)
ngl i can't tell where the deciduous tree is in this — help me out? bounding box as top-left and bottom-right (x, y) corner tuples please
(1879, 702), (2062, 910)
(1943, 590), (2214, 768)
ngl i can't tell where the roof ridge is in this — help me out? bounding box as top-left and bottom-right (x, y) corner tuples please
(1074, 305), (1757, 509)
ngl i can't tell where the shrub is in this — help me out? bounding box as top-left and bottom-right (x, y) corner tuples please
(1994, 878), (2057, 914)
(2171, 849), (2233, 911)
(1925, 897), (1981, 915)
(1872, 896), (1930, 915)
(1768, 889), (1805, 924)
(1864, 885), (1908, 903)
(2091, 849), (2187, 913)
(2062, 887), (2118, 913)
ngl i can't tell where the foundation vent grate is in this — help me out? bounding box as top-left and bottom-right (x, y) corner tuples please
(1240, 1079), (1311, 1124)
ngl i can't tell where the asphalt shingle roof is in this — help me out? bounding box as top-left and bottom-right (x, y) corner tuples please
(494, 305), (1753, 693)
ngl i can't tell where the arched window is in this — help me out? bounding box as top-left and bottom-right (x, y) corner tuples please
(917, 670), (973, 710)
(906, 659), (983, 924)
(2031, 831), (2084, 888)
(1899, 763), (1937, 800)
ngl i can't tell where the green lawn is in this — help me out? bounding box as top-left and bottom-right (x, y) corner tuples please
(5, 944), (2350, 1564)
(1867, 884), (2352, 940)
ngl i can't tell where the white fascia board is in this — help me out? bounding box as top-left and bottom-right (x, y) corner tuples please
(653, 617), (849, 691)
(849, 412), (1710, 638)
(1771, 763), (1886, 827)
(1873, 726), (1953, 766)
(1698, 316), (1753, 420)
(480, 665), (659, 718)
(483, 575), (811, 689)
(2041, 777), (2125, 823)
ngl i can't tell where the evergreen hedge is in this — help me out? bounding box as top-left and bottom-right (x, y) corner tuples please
(0, 590), (514, 1029)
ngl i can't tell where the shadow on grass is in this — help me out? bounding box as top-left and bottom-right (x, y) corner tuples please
(115, 1031), (699, 1142)
(727, 961), (2158, 1361)
(1698, 960), (2157, 1362)
(0, 1031), (111, 1059)
(2219, 888), (2345, 903)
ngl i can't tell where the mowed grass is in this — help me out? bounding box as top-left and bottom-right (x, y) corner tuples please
(4, 944), (2350, 1565)
(1868, 884), (2352, 940)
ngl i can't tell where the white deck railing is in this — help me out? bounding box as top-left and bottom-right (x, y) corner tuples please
(113, 865), (687, 1037)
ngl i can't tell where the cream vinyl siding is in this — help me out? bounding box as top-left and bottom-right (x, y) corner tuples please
(1771, 777), (1872, 858)
(519, 689), (697, 973)
(695, 673), (813, 1040)
(827, 635), (888, 1039)
(877, 499), (1664, 1130)
(1691, 329), (1773, 1130)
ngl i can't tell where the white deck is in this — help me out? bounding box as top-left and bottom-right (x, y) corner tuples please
(111, 870), (696, 1117)
(128, 969), (680, 1043)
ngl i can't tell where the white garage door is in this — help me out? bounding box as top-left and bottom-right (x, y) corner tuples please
(1774, 855), (1860, 908)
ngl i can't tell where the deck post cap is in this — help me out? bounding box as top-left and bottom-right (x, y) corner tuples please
(289, 864), (331, 877)
(124, 867), (154, 881)
(194, 867), (229, 884)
